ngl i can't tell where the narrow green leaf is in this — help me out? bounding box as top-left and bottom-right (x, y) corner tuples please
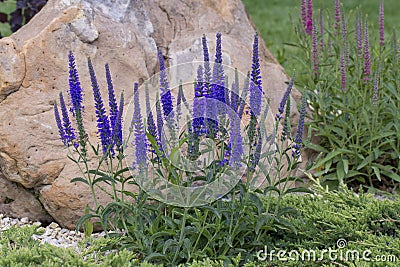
(70, 177), (89, 185)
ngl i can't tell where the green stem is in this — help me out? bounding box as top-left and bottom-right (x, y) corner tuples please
(172, 207), (188, 264)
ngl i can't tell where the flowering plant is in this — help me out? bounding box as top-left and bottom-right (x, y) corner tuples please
(54, 33), (308, 264)
(296, 0), (400, 191)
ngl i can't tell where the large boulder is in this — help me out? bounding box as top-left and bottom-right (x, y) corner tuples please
(0, 0), (301, 229)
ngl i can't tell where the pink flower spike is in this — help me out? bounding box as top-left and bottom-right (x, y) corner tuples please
(363, 21), (371, 83)
(305, 0), (313, 35)
(340, 51), (347, 92)
(379, 0), (385, 46)
(312, 25), (319, 77)
(301, 0), (307, 28)
(334, 0), (341, 36)
(319, 9), (324, 50)
(355, 13), (363, 56)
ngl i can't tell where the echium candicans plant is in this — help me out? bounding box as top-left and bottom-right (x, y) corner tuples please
(293, 1), (400, 189)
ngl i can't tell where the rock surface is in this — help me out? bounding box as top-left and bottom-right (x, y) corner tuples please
(0, 0), (301, 228)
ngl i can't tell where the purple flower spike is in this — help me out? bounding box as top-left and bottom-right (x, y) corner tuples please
(212, 33), (226, 108)
(301, 0), (307, 29)
(229, 115), (243, 167)
(276, 74), (295, 121)
(355, 14), (363, 57)
(158, 49), (174, 119)
(133, 82), (147, 166)
(68, 51), (84, 116)
(114, 92), (124, 151)
(202, 35), (212, 97)
(155, 94), (164, 149)
(342, 14), (349, 64)
(249, 134), (262, 172)
(88, 58), (112, 155)
(193, 65), (205, 135)
(54, 101), (65, 145)
(363, 21), (371, 82)
(373, 71), (379, 105)
(340, 51), (347, 92)
(305, 0), (313, 35)
(105, 64), (118, 147)
(312, 25), (319, 78)
(379, 0), (385, 46)
(59, 92), (76, 146)
(334, 0), (341, 36)
(250, 32), (262, 117)
(292, 95), (307, 159)
(319, 9), (324, 50)
(145, 82), (157, 144)
(230, 69), (240, 112)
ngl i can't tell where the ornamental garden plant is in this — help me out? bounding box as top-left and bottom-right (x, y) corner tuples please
(294, 0), (400, 192)
(53, 32), (308, 265)
(2, 0), (399, 266)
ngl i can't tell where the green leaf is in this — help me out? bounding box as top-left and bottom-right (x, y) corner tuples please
(357, 154), (375, 170)
(371, 166), (381, 181)
(87, 169), (108, 177)
(70, 177), (89, 185)
(336, 160), (345, 181)
(312, 149), (352, 170)
(92, 176), (116, 186)
(162, 239), (178, 254)
(76, 213), (99, 233)
(284, 187), (313, 194)
(67, 155), (78, 163)
(305, 142), (329, 153)
(343, 159), (349, 174)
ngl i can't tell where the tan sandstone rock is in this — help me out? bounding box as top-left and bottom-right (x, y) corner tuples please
(0, 0), (301, 229)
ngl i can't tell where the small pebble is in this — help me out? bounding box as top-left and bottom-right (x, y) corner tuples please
(48, 222), (59, 229)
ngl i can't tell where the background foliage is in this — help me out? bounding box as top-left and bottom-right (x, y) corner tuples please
(0, 0), (46, 38)
(242, 0), (400, 70)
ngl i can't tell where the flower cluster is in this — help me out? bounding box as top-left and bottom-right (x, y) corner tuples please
(55, 34), (306, 191)
(301, 0), (314, 35)
(292, 95), (307, 159)
(334, 0), (341, 36)
(129, 32), (305, 173)
(379, 0), (385, 46)
(54, 52), (124, 158)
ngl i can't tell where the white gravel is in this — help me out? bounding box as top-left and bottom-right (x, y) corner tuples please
(0, 213), (107, 251)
